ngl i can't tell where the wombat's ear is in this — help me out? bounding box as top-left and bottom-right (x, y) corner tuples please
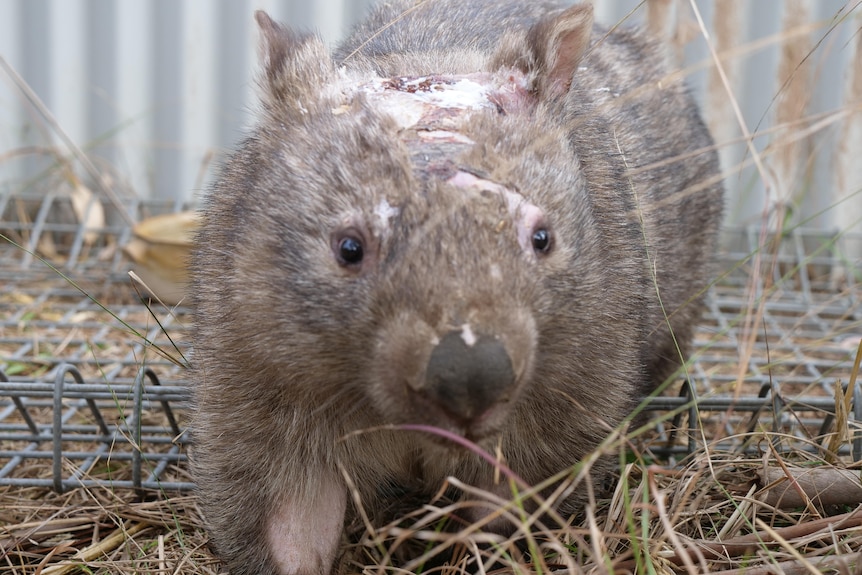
(493, 3), (593, 100)
(254, 11), (333, 116)
(530, 3), (594, 98)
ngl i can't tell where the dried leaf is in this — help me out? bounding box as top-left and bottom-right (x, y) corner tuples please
(68, 176), (105, 246)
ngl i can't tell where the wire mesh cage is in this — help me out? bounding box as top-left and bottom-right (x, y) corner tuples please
(1, 190), (861, 496)
(1, 192), (193, 493)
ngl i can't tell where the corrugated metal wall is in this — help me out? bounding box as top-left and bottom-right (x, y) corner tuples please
(0, 0), (860, 242)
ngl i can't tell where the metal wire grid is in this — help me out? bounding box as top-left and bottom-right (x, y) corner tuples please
(0, 365), (189, 492)
(1, 192), (193, 491)
(1, 193), (861, 492)
(0, 271), (192, 492)
(654, 228), (862, 460)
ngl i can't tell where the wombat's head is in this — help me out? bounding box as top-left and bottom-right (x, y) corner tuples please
(198, 6), (637, 444)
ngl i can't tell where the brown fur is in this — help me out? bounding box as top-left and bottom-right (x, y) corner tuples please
(190, 1), (724, 574)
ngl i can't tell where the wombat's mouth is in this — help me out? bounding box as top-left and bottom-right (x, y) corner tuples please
(407, 387), (515, 443)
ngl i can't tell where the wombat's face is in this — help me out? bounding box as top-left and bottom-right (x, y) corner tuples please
(207, 11), (607, 444)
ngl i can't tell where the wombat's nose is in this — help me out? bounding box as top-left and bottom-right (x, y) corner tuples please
(423, 330), (516, 423)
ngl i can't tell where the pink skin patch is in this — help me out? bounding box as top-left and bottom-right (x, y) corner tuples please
(417, 130), (476, 144)
(447, 171), (545, 257)
(266, 475), (346, 575)
(334, 71), (532, 130)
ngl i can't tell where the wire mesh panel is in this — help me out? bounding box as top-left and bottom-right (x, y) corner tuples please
(0, 280), (192, 490)
(1, 192), (861, 493)
(1, 195), (193, 492)
(0, 365), (189, 492)
(651, 228), (862, 462)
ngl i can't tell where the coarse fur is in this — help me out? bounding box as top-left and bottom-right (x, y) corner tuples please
(190, 1), (724, 574)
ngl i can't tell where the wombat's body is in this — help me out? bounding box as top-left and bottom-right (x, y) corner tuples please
(191, 1), (723, 574)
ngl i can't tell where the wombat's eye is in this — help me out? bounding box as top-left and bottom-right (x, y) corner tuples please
(336, 236), (364, 266)
(531, 228), (552, 254)
(331, 224), (377, 272)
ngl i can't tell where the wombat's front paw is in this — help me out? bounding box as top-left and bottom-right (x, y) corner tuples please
(264, 480), (346, 575)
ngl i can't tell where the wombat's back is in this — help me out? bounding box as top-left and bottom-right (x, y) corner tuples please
(334, 0), (561, 64)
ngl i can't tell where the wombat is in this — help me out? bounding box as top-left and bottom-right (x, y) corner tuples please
(190, 1), (724, 574)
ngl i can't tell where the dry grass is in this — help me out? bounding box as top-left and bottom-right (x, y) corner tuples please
(0, 487), (217, 574)
(2, 426), (861, 573)
(331, 436), (862, 574)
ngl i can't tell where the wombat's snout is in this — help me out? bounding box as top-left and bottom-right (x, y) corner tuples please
(374, 309), (536, 436)
(424, 329), (516, 424)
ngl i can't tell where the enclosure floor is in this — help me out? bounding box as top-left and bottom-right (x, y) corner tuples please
(1, 228), (861, 573)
